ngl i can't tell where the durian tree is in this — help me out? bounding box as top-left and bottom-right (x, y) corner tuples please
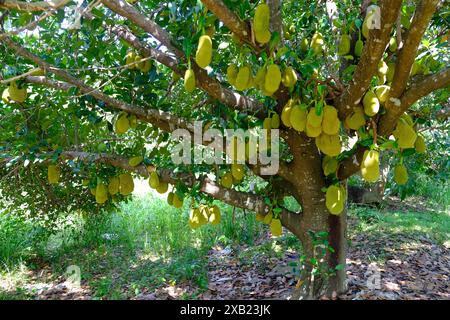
(0, 0), (449, 299)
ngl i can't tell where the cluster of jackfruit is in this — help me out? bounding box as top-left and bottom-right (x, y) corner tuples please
(325, 184), (346, 215)
(392, 114), (417, 149)
(125, 51), (152, 73)
(254, 4), (271, 45)
(167, 191), (184, 209)
(148, 171), (169, 194)
(255, 211), (282, 237)
(361, 150), (380, 182)
(88, 173), (134, 204)
(263, 112), (280, 130)
(189, 204), (221, 229)
(220, 163), (245, 189)
(114, 112), (137, 135)
(2, 81), (27, 104)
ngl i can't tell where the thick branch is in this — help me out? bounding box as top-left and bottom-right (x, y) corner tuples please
(388, 0), (440, 101)
(334, 0), (402, 119)
(267, 0), (282, 41)
(24, 76), (74, 91)
(4, 36), (193, 133)
(0, 0), (69, 11)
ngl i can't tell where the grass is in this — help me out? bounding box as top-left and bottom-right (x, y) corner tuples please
(0, 185), (449, 300)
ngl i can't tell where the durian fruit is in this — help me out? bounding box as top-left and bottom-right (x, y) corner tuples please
(378, 60), (389, 77)
(270, 218), (282, 237)
(95, 183), (108, 204)
(389, 37), (398, 52)
(305, 107), (323, 138)
(300, 38), (309, 52)
(345, 106), (366, 130)
(156, 181), (168, 194)
(394, 164), (408, 185)
(281, 67), (298, 88)
(355, 39), (364, 57)
(362, 6), (378, 39)
(227, 64), (238, 86)
(387, 63), (395, 83)
(115, 113), (130, 134)
(325, 185), (345, 215)
(220, 172), (233, 189)
(311, 32), (325, 55)
(263, 211), (273, 225)
(184, 69), (196, 92)
(235, 66), (251, 91)
(361, 150), (380, 182)
(125, 51), (137, 69)
(290, 104), (307, 132)
(8, 81), (27, 103)
(322, 105), (340, 136)
(231, 163), (245, 181)
(363, 91), (380, 117)
(281, 100), (293, 127)
(48, 165), (60, 184)
(338, 34), (351, 56)
(195, 35), (213, 69)
(393, 120), (417, 149)
(263, 117), (272, 130)
(315, 133), (342, 157)
(128, 156), (143, 167)
(375, 85), (390, 103)
(108, 177), (120, 195)
(173, 193), (183, 209)
(254, 3), (271, 44)
(322, 156), (339, 176)
(271, 113), (280, 129)
(265, 64), (282, 93)
(119, 173), (134, 195)
(149, 171), (160, 189)
(209, 205), (221, 225)
(167, 192), (174, 206)
(415, 135), (426, 153)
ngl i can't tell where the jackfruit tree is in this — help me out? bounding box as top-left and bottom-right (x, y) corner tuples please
(0, 0), (449, 299)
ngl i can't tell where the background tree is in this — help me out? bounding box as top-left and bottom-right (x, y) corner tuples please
(0, 0), (448, 299)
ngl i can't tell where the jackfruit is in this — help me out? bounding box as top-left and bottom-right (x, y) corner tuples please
(355, 39), (364, 57)
(156, 181), (168, 194)
(393, 121), (417, 149)
(263, 211), (273, 225)
(95, 183), (108, 204)
(322, 105), (340, 135)
(415, 135), (426, 153)
(167, 192), (174, 206)
(254, 67), (267, 89)
(209, 205), (221, 225)
(281, 67), (297, 88)
(256, 29), (272, 45)
(195, 35), (213, 69)
(387, 63), (395, 83)
(198, 205), (209, 225)
(301, 38), (309, 52)
(115, 113), (130, 134)
(235, 66), (251, 91)
(173, 193), (183, 208)
(184, 69), (196, 92)
(326, 185), (345, 215)
(9, 81), (27, 103)
(389, 37), (398, 52)
(221, 172), (233, 189)
(375, 85), (390, 103)
(263, 117), (272, 130)
(256, 212), (265, 222)
(290, 104), (307, 132)
(119, 173), (134, 195)
(363, 91), (380, 117)
(378, 60), (388, 76)
(227, 64), (238, 86)
(394, 164), (408, 185)
(345, 107), (366, 130)
(189, 208), (201, 229)
(125, 51), (137, 68)
(338, 34), (351, 56)
(270, 219), (282, 237)
(128, 156), (143, 167)
(281, 100), (293, 127)
(306, 122), (322, 138)
(128, 114), (138, 129)
(48, 165), (60, 184)
(265, 64), (281, 93)
(271, 113), (280, 129)
(231, 163), (244, 181)
(377, 75), (386, 85)
(2, 88), (10, 104)
(254, 4), (271, 44)
(108, 177), (120, 195)
(316, 133), (342, 157)
(138, 60), (152, 73)
(361, 150), (380, 182)
(149, 171), (160, 189)
(307, 107), (323, 128)
(311, 32), (325, 55)
(322, 156), (338, 176)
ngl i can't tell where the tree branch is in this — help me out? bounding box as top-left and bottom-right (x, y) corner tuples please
(334, 0), (402, 120)
(0, 0), (70, 11)
(24, 76), (74, 91)
(267, 0), (282, 42)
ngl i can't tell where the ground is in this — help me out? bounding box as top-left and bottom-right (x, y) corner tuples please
(0, 194), (449, 300)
